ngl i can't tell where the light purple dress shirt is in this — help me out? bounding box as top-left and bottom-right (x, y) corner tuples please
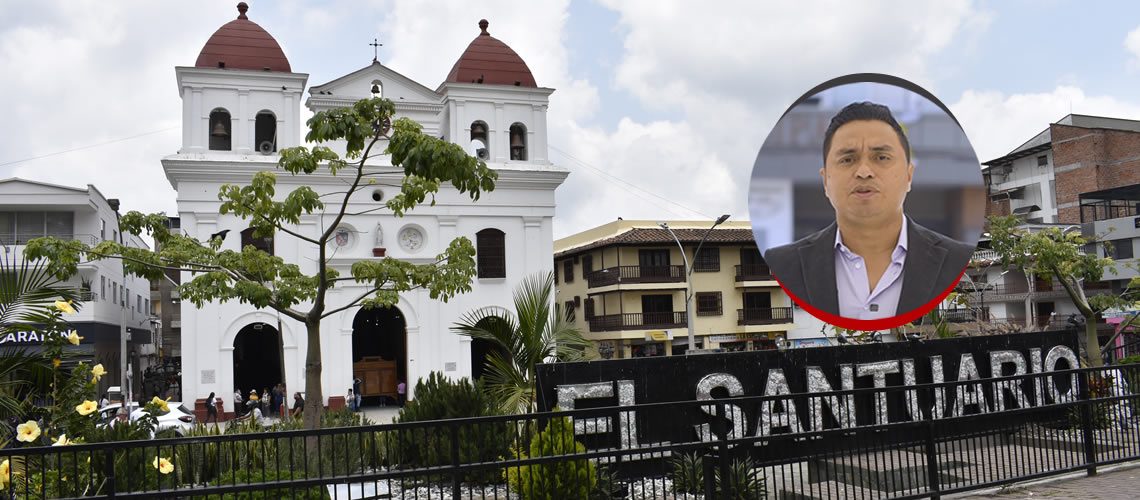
(835, 218), (908, 319)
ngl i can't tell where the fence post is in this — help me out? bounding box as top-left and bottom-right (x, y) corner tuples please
(1078, 369), (1098, 477)
(717, 401), (730, 500)
(924, 419), (941, 500)
(450, 420), (462, 499)
(703, 453), (716, 498)
(104, 447), (116, 498)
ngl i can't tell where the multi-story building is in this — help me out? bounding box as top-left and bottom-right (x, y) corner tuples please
(949, 114), (1140, 339)
(0, 178), (154, 396)
(168, 5), (565, 408)
(553, 220), (794, 357)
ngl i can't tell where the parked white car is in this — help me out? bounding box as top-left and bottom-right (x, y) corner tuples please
(97, 401), (196, 437)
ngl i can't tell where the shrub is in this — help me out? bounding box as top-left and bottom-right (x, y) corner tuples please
(391, 372), (512, 484)
(211, 468), (328, 499)
(671, 451), (767, 499)
(505, 416), (596, 500)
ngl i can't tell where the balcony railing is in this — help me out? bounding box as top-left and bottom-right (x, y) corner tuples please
(736, 307), (794, 325)
(735, 264), (774, 281)
(971, 249), (999, 263)
(587, 312), (686, 332)
(0, 233), (99, 245)
(586, 265), (686, 287)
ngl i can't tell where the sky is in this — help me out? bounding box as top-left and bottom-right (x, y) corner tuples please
(2, 0), (1140, 240)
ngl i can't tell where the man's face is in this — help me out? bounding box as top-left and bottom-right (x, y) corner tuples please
(820, 119), (914, 226)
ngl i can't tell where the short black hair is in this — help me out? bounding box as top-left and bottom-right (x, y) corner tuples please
(822, 101), (911, 165)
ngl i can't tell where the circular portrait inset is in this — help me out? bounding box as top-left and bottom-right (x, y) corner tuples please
(749, 74), (984, 330)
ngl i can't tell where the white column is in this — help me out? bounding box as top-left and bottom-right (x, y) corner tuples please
(237, 90), (250, 154)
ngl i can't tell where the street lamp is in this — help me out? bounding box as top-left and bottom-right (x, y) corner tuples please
(659, 215), (731, 353)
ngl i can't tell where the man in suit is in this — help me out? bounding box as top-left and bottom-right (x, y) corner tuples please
(764, 101), (974, 320)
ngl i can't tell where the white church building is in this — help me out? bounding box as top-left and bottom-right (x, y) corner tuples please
(165, 3), (566, 413)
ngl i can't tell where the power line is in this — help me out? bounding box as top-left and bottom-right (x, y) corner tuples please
(549, 144), (714, 220)
(0, 127), (180, 168)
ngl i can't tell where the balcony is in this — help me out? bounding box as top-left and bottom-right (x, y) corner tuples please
(735, 264), (774, 282)
(0, 233), (99, 246)
(736, 307), (794, 325)
(587, 312), (686, 332)
(586, 265), (686, 288)
(971, 249), (999, 263)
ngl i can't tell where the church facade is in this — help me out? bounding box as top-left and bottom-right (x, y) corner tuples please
(165, 3), (566, 410)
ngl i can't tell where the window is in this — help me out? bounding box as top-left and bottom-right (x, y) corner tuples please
(564, 301), (576, 322)
(564, 260), (574, 283)
(240, 227), (274, 255)
(1037, 155), (1048, 167)
(255, 111), (277, 153)
(509, 123), (527, 161)
(137, 294), (142, 312)
(694, 247), (720, 272)
(581, 255), (593, 276)
(100, 219), (106, 240)
(209, 109), (232, 151)
(0, 211), (75, 244)
(476, 228), (506, 278)
(696, 292), (722, 316)
(101, 276), (106, 300)
(1106, 239), (1134, 260)
(554, 261), (559, 284)
(584, 298), (595, 319)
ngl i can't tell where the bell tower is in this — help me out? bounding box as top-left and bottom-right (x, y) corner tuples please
(175, 2), (308, 155)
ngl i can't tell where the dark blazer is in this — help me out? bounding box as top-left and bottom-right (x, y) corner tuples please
(763, 218), (975, 317)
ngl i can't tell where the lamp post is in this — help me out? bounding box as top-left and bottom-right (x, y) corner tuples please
(659, 215), (730, 354)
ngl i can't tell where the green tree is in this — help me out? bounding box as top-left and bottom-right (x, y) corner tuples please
(24, 97), (497, 430)
(987, 215), (1140, 367)
(452, 271), (590, 414)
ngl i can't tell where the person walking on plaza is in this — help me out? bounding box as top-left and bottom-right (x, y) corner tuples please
(291, 392), (304, 418)
(347, 388), (356, 412)
(397, 380), (406, 407)
(261, 388), (270, 414)
(205, 391), (219, 424)
(352, 377), (362, 410)
(234, 389), (244, 417)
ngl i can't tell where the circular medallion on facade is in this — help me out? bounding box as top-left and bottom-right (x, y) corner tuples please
(398, 226), (425, 253)
(332, 226), (354, 249)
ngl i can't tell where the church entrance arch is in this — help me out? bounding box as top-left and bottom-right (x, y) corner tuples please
(232, 322), (284, 403)
(352, 306), (406, 407)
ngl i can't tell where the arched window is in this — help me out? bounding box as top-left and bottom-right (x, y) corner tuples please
(255, 110), (276, 154)
(476, 228), (505, 278)
(209, 109), (232, 151)
(469, 121), (489, 160)
(240, 227), (274, 256)
(509, 123), (527, 161)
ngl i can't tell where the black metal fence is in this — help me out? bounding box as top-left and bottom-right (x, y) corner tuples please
(2, 363), (1139, 499)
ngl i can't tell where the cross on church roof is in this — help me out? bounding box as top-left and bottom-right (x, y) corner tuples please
(370, 37), (383, 63)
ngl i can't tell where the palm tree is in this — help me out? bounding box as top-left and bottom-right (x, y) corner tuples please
(453, 271), (590, 414)
(0, 250), (78, 444)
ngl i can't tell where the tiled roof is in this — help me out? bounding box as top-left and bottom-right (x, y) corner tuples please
(444, 20), (536, 88)
(195, 3), (291, 72)
(555, 228), (756, 258)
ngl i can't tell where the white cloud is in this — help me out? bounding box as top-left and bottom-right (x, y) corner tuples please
(1126, 24), (1140, 70)
(951, 86), (1140, 162)
(549, 0), (989, 238)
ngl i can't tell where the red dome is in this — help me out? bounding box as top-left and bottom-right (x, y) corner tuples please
(195, 3), (291, 72)
(444, 20), (537, 87)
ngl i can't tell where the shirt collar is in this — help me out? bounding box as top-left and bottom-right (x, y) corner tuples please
(834, 216), (909, 260)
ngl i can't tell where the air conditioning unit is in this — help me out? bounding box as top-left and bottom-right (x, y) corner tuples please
(258, 141), (274, 155)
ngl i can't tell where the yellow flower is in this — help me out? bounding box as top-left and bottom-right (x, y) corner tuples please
(16, 420), (41, 443)
(54, 300), (75, 314)
(76, 400), (98, 416)
(67, 330), (83, 345)
(91, 363), (106, 383)
(153, 456), (174, 475)
(150, 396), (170, 413)
(52, 434), (71, 446)
(0, 459), (9, 490)
(52, 358), (61, 368)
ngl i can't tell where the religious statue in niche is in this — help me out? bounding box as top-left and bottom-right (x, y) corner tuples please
(372, 223), (386, 257)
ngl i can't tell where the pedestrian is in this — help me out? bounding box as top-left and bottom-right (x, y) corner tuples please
(291, 392), (304, 418)
(248, 389), (260, 414)
(100, 393), (110, 408)
(261, 388), (270, 414)
(397, 380), (406, 407)
(205, 391), (218, 424)
(346, 388), (356, 411)
(234, 389), (244, 417)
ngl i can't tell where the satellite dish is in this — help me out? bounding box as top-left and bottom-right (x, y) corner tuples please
(258, 141), (274, 155)
(469, 139), (488, 160)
